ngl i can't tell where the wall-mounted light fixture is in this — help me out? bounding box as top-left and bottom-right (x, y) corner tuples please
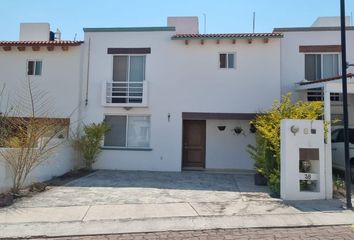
(290, 125), (299, 135)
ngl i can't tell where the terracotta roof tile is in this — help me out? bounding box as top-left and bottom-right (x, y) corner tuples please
(172, 32), (283, 39)
(0, 40), (83, 46)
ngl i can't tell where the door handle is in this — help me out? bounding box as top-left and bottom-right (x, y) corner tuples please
(332, 148), (337, 151)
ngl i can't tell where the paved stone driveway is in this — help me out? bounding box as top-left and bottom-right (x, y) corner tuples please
(12, 170), (274, 206)
(32, 225), (354, 240)
(14, 170), (251, 207)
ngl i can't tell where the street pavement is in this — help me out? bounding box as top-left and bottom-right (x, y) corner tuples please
(31, 225), (354, 240)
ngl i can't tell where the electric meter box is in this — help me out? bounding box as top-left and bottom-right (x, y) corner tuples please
(280, 119), (325, 200)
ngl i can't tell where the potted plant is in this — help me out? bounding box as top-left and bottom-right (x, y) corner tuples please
(254, 171), (268, 186)
(233, 126), (243, 135)
(217, 126), (226, 131)
(247, 135), (269, 186)
(249, 123), (257, 133)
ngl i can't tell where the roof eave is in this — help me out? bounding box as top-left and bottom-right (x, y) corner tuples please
(83, 27), (176, 33)
(0, 41), (84, 47)
(273, 26), (354, 32)
(171, 35), (283, 40)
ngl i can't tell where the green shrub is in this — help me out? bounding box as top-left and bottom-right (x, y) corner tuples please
(247, 134), (273, 177)
(248, 93), (323, 197)
(268, 172), (280, 197)
(78, 122), (110, 170)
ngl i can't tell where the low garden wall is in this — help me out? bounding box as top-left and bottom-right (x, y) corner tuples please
(0, 145), (76, 193)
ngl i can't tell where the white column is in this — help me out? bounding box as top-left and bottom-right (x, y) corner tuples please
(323, 85), (333, 199)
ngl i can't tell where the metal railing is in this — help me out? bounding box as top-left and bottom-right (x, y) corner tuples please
(103, 81), (147, 107)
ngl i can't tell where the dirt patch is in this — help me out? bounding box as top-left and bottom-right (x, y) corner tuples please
(46, 168), (96, 186)
(0, 193), (14, 207)
(1, 169), (95, 208)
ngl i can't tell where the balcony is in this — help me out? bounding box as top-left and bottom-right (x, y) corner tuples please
(102, 81), (148, 107)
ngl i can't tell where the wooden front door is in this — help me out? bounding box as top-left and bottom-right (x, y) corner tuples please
(182, 120), (206, 168)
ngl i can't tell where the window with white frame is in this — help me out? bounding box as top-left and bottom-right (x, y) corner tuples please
(304, 54), (339, 80)
(112, 55), (145, 103)
(219, 53), (235, 69)
(307, 88), (342, 102)
(27, 60), (42, 76)
(113, 55), (145, 82)
(104, 115), (150, 148)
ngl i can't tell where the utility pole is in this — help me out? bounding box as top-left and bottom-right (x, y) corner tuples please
(203, 13), (207, 34)
(340, 0), (352, 209)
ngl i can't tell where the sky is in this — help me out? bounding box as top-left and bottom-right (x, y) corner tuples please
(1, 0), (354, 41)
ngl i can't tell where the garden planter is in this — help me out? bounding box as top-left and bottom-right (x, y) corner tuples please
(254, 172), (267, 186)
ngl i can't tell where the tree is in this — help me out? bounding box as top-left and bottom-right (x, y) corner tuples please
(0, 78), (68, 194)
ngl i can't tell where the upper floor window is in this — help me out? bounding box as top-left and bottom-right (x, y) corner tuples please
(219, 53), (235, 69)
(113, 55), (145, 82)
(305, 54), (339, 80)
(111, 55), (146, 104)
(27, 60), (42, 76)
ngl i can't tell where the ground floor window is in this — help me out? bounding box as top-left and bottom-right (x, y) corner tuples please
(104, 115), (150, 148)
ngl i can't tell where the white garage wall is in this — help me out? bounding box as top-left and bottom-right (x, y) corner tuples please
(206, 119), (256, 170)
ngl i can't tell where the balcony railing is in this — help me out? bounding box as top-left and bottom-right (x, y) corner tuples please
(102, 81), (148, 107)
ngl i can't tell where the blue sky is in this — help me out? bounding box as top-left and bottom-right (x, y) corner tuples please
(1, 0), (354, 41)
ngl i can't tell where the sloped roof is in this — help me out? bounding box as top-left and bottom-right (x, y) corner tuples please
(299, 73), (354, 86)
(0, 41), (83, 46)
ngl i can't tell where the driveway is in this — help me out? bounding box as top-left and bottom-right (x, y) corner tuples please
(10, 170), (287, 212)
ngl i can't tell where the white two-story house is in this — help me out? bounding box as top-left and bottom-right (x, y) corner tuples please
(81, 17), (282, 171)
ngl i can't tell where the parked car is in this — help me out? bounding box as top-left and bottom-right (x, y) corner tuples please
(331, 126), (354, 182)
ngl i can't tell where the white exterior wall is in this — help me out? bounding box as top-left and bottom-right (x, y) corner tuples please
(0, 46), (83, 125)
(206, 119), (255, 170)
(280, 119), (326, 200)
(280, 30), (354, 99)
(0, 45), (83, 192)
(0, 145), (75, 193)
(83, 30), (280, 171)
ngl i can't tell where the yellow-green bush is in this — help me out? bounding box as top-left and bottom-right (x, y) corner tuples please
(249, 93), (323, 197)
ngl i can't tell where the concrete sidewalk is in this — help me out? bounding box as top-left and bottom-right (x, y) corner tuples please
(0, 204), (354, 238)
(0, 170), (354, 238)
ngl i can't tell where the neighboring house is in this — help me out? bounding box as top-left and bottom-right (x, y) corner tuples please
(275, 17), (354, 126)
(0, 23), (83, 191)
(1, 16), (353, 175)
(82, 17), (282, 171)
(274, 17), (354, 198)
